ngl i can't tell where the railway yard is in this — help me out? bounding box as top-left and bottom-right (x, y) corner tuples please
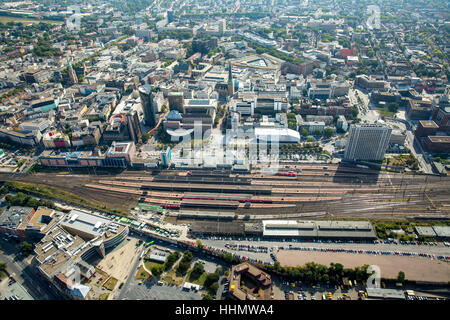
(1, 163), (449, 221)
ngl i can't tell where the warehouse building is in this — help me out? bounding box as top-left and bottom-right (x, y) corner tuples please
(190, 220), (376, 240)
(432, 226), (450, 240)
(262, 220), (376, 240)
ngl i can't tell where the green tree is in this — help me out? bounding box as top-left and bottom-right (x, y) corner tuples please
(204, 272), (220, 288)
(141, 132), (150, 143)
(301, 128), (309, 137)
(196, 239), (204, 249)
(388, 102), (399, 113)
(209, 281), (219, 293)
(190, 262), (204, 279)
(324, 127), (334, 138)
(202, 293), (213, 300)
(151, 264), (164, 277)
(19, 241), (33, 257)
(165, 251), (180, 271)
(224, 252), (233, 264)
(0, 262), (6, 279)
(397, 271), (405, 283)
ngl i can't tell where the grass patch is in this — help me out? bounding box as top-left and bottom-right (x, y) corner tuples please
(135, 266), (151, 280)
(377, 107), (395, 118)
(97, 293), (110, 300)
(187, 270), (208, 286)
(144, 260), (165, 271)
(163, 269), (184, 286)
(4, 181), (126, 216)
(103, 277), (118, 291)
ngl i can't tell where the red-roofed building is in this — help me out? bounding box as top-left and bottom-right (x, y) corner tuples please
(340, 48), (357, 58)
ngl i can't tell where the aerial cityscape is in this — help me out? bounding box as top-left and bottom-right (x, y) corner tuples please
(0, 0), (449, 305)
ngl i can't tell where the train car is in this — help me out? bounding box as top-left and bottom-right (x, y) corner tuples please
(180, 199), (240, 209)
(274, 171), (297, 177)
(145, 199), (181, 209)
(181, 192), (252, 202)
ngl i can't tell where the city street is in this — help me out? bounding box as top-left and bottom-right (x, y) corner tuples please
(0, 238), (63, 300)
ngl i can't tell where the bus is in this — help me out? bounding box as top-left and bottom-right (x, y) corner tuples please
(145, 241), (155, 247)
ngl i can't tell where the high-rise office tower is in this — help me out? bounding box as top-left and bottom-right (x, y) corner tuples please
(139, 84), (156, 128)
(344, 123), (392, 161)
(168, 92), (184, 113)
(67, 65), (78, 84)
(126, 110), (142, 143)
(219, 19), (226, 35)
(167, 10), (174, 23)
(227, 62), (234, 97)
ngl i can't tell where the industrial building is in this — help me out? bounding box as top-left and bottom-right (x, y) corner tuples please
(189, 220), (376, 240)
(416, 225), (450, 240)
(261, 220), (376, 240)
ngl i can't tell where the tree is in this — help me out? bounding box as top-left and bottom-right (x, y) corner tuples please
(141, 132), (150, 143)
(19, 241), (33, 257)
(202, 293), (213, 300)
(215, 266), (222, 275)
(224, 252), (233, 264)
(204, 272), (220, 288)
(397, 271), (405, 283)
(209, 282), (219, 293)
(151, 264), (164, 277)
(301, 128), (309, 137)
(190, 262), (204, 279)
(388, 102), (399, 113)
(324, 127), (334, 138)
(165, 251), (180, 270)
(196, 239), (204, 249)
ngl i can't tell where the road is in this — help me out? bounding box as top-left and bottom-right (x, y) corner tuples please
(0, 238), (64, 300)
(116, 245), (146, 300)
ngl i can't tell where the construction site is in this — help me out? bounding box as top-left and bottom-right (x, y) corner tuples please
(1, 163), (449, 223)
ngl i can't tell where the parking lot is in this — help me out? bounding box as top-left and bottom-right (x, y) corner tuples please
(0, 276), (34, 300)
(273, 277), (361, 301)
(121, 279), (201, 300)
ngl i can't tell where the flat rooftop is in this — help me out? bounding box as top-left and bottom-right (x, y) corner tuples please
(262, 220), (375, 239)
(35, 225), (89, 277)
(60, 209), (125, 241)
(428, 136), (450, 143)
(432, 226), (450, 238)
(419, 120), (439, 128)
(415, 226), (436, 237)
(0, 206), (34, 231)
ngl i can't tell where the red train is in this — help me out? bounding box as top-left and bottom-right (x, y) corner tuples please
(274, 171), (297, 177)
(180, 192), (273, 204)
